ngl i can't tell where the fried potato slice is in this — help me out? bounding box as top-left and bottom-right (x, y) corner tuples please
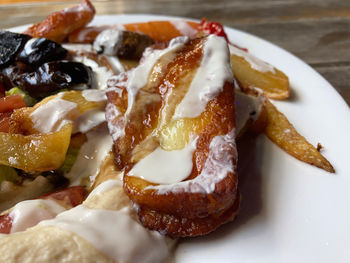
(0, 124), (72, 172)
(24, 0), (95, 43)
(138, 192), (240, 238)
(264, 99), (334, 173)
(122, 85), (237, 219)
(229, 45), (290, 100)
(107, 36), (238, 227)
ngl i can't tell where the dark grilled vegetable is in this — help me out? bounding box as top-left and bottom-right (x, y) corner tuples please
(0, 31), (31, 69)
(93, 29), (154, 60)
(17, 38), (67, 68)
(11, 61), (93, 99)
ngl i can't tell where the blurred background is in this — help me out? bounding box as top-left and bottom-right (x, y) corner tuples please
(0, 0), (349, 105)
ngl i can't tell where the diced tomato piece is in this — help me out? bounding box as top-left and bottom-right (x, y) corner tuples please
(0, 95), (26, 113)
(39, 186), (86, 207)
(0, 213), (12, 234)
(0, 83), (5, 98)
(0, 112), (11, 133)
(199, 18), (229, 41)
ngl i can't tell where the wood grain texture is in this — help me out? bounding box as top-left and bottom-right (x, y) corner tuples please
(0, 0), (348, 105)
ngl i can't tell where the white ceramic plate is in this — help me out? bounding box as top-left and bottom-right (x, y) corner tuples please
(13, 14), (350, 263)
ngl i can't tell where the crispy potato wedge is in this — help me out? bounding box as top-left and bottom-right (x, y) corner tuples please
(264, 99), (334, 173)
(24, 0), (95, 43)
(230, 45), (290, 100)
(0, 124), (72, 172)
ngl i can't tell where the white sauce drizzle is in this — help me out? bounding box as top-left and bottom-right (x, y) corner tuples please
(173, 35), (233, 119)
(66, 124), (113, 186)
(93, 28), (122, 55)
(129, 136), (198, 184)
(30, 97), (78, 133)
(82, 89), (107, 102)
(87, 179), (122, 199)
(23, 38), (38, 55)
(124, 37), (186, 115)
(75, 24), (124, 43)
(62, 43), (93, 53)
(148, 129), (236, 194)
(40, 206), (169, 263)
(10, 199), (66, 234)
(105, 55), (125, 74)
(229, 44), (276, 73)
(105, 102), (125, 140)
(170, 20), (198, 38)
(73, 109), (106, 134)
(73, 56), (113, 90)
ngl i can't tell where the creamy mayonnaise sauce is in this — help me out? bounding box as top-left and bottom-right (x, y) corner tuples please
(66, 124), (113, 186)
(87, 179), (122, 198)
(123, 36), (187, 115)
(148, 130), (236, 194)
(82, 89), (107, 102)
(173, 35), (233, 119)
(129, 136), (198, 184)
(63, 43), (94, 53)
(30, 97), (78, 133)
(10, 199), (66, 234)
(78, 56), (114, 90)
(40, 205), (169, 263)
(93, 28), (123, 55)
(73, 109), (106, 134)
(170, 20), (198, 38)
(105, 102), (125, 141)
(229, 44), (275, 73)
(22, 38), (38, 55)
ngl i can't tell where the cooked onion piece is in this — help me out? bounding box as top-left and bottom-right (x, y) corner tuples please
(24, 0), (95, 43)
(264, 99), (334, 173)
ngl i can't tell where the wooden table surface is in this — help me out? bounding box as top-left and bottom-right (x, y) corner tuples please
(0, 0), (349, 106)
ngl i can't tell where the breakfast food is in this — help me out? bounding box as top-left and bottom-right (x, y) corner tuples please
(0, 0), (335, 262)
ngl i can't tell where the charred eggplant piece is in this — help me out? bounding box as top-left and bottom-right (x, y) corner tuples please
(0, 31), (30, 69)
(17, 38), (67, 68)
(93, 29), (154, 60)
(13, 61), (93, 99)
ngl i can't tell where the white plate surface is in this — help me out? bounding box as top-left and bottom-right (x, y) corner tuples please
(13, 14), (350, 263)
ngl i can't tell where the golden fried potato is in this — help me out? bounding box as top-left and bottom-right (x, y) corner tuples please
(138, 192), (240, 238)
(0, 124), (72, 172)
(24, 0), (95, 43)
(230, 45), (290, 100)
(107, 36), (239, 235)
(264, 99), (334, 173)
